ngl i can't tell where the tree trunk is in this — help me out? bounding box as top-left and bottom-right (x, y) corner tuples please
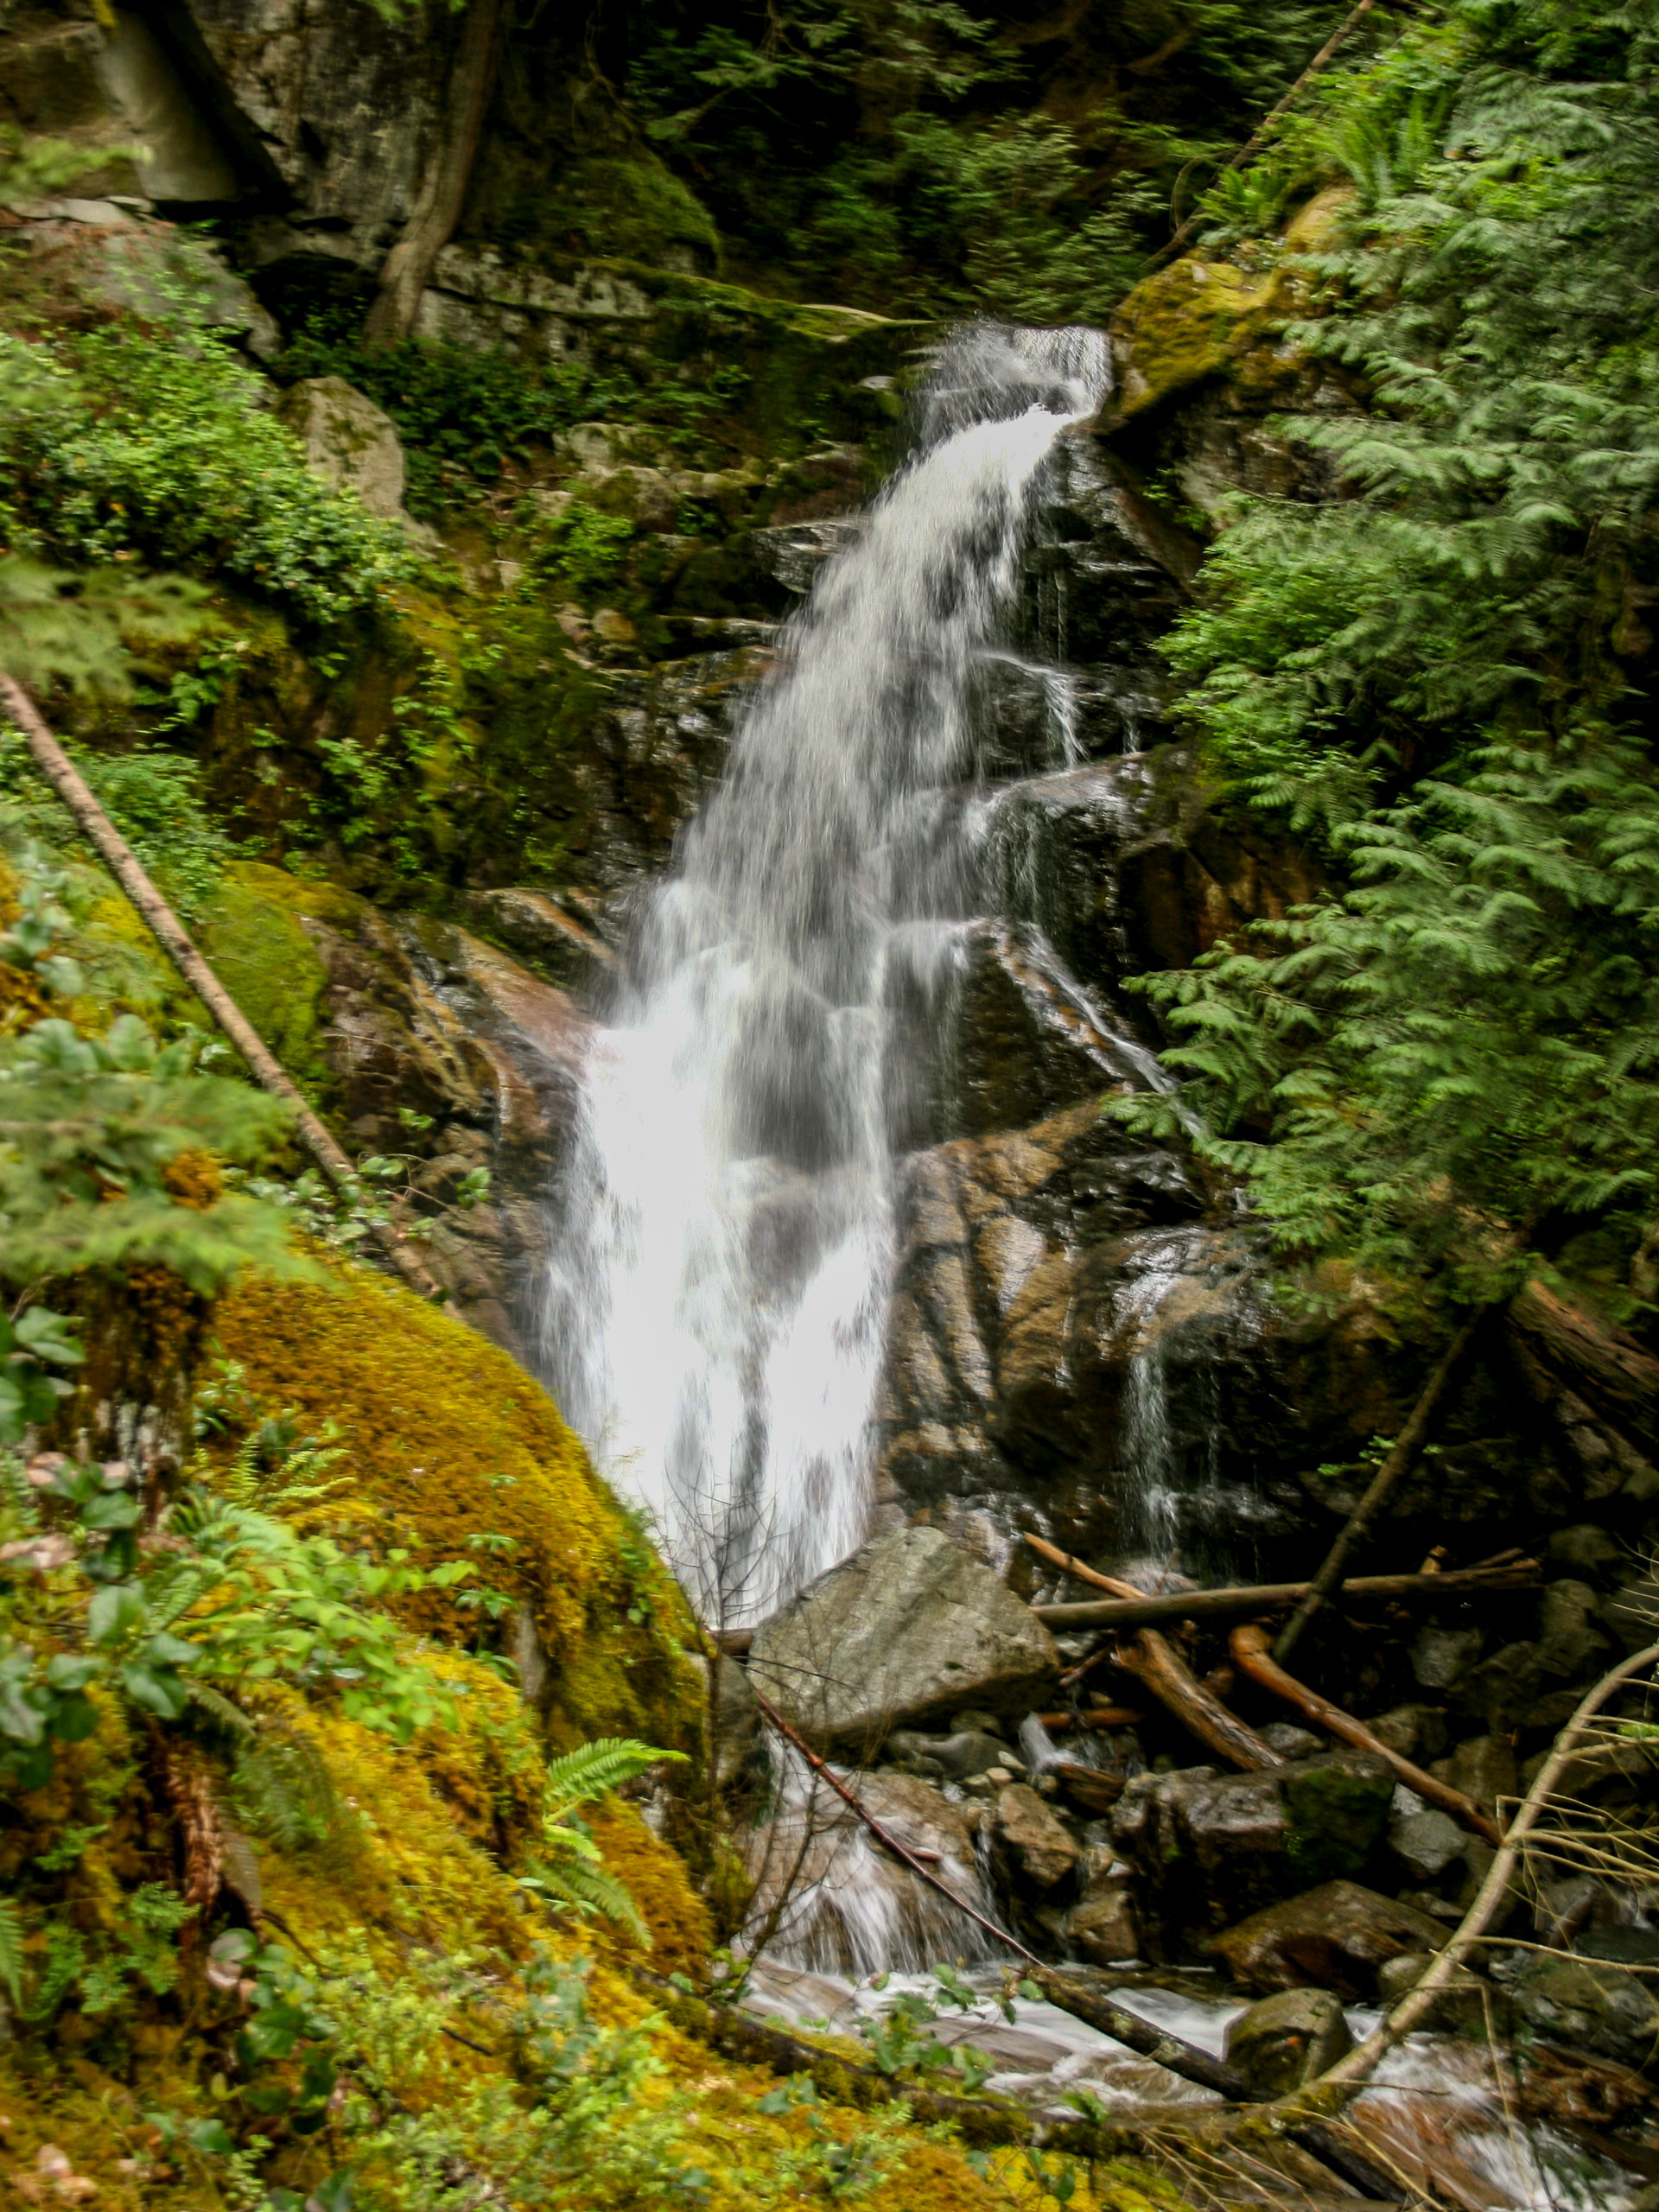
(365, 0), (504, 346)
(1509, 1279), (1659, 1452)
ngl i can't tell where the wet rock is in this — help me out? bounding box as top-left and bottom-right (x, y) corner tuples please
(1065, 1887), (1141, 1965)
(1376, 1951), (1497, 2032)
(1546, 1524), (1623, 1584)
(1496, 1949), (1659, 2071)
(1259, 1723), (1323, 1761)
(1367, 1706), (1448, 1762)
(1410, 1626), (1484, 1692)
(711, 1655), (760, 1788)
(887, 1729), (1022, 1782)
(1451, 1642), (1548, 1731)
(1388, 1791), (1466, 1883)
(747, 1525), (1059, 1751)
(1536, 1578), (1612, 1678)
(1430, 1736), (1517, 1815)
(1224, 1988), (1352, 2093)
(1111, 1751), (1395, 1946)
(993, 1783), (1079, 1891)
(1210, 1881), (1447, 1999)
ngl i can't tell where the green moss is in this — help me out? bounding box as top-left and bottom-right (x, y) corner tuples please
(1282, 1761), (1394, 1885)
(516, 153), (722, 270)
(211, 1258), (706, 1758)
(194, 863), (334, 1096)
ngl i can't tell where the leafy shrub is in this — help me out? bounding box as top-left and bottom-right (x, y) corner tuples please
(0, 322), (411, 626)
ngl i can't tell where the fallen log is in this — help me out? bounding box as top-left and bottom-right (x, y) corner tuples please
(1274, 1304), (1491, 1664)
(1230, 1624), (1502, 1847)
(0, 673), (442, 1303)
(1033, 1558), (1538, 1632)
(1024, 1537), (1281, 1773)
(1510, 1279), (1659, 1453)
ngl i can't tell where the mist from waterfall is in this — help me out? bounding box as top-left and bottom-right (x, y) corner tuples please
(539, 326), (1109, 1626)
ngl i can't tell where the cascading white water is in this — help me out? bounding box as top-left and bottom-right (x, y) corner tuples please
(540, 326), (1109, 1625)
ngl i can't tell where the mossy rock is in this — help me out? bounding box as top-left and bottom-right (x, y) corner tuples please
(1108, 257), (1274, 423)
(193, 862), (336, 1097)
(486, 151), (722, 272)
(1282, 1755), (1394, 1885)
(211, 1259), (705, 1758)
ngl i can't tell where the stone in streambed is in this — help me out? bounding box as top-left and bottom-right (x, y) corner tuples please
(747, 1524), (1058, 1751)
(887, 1727), (1024, 1781)
(1224, 1988), (1352, 2093)
(993, 1783), (1079, 1891)
(1211, 1881), (1448, 1999)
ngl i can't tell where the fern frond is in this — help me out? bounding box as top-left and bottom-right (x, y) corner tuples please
(184, 1681), (255, 1736)
(0, 1895), (26, 2008)
(528, 1854), (652, 1948)
(542, 1737), (684, 1822)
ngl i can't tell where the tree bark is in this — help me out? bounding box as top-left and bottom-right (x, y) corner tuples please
(1509, 1279), (1659, 1452)
(1024, 1536), (1281, 1770)
(1034, 1556), (1537, 1632)
(0, 674), (442, 1302)
(1274, 1305), (1490, 1664)
(1230, 1624), (1502, 1846)
(365, 0), (504, 346)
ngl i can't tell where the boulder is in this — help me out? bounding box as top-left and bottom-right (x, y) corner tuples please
(747, 1525), (1059, 1751)
(1497, 1949), (1659, 2072)
(1224, 1988), (1352, 2093)
(1430, 1735), (1517, 1815)
(1410, 1626), (1483, 1692)
(276, 377), (412, 526)
(1376, 1951), (1497, 2033)
(1110, 1751), (1395, 1948)
(1388, 1791), (1465, 1883)
(993, 1783), (1079, 1891)
(1065, 1887), (1141, 1965)
(1211, 1882), (1448, 1999)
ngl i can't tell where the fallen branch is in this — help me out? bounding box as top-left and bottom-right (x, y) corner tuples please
(0, 673), (441, 1302)
(1038, 1706), (1146, 1732)
(1025, 1535), (1281, 1772)
(1510, 1279), (1659, 1453)
(1034, 1558), (1537, 1632)
(745, 1678), (1044, 1968)
(1230, 1624), (1502, 1847)
(1274, 1306), (1491, 1665)
(1311, 1641), (1659, 2101)
(742, 1677), (1400, 2196)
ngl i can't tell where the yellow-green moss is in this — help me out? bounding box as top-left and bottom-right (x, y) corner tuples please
(212, 1259), (705, 1755)
(587, 1799), (713, 1980)
(193, 865), (334, 1095)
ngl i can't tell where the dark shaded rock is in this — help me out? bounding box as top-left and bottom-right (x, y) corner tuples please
(1409, 1626), (1484, 1692)
(1535, 1578), (1613, 1679)
(1259, 1722), (1323, 1761)
(747, 1525), (1058, 1751)
(1211, 1882), (1448, 1999)
(1065, 1888), (1141, 1965)
(994, 1783), (1080, 1891)
(1430, 1736), (1517, 1815)
(1496, 1949), (1659, 2072)
(1451, 1645), (1548, 1732)
(1110, 1751), (1394, 1948)
(1376, 1951), (1498, 2032)
(1546, 1524), (1623, 1584)
(1389, 1795), (1465, 1883)
(1224, 1987), (1352, 2093)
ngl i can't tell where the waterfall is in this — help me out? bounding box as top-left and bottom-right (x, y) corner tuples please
(540, 326), (1109, 1626)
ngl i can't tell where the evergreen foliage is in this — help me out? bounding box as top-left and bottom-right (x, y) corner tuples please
(1115, 0), (1659, 1311)
(631, 0), (1370, 316)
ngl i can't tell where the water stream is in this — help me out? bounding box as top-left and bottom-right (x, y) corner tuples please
(540, 325), (1112, 1626)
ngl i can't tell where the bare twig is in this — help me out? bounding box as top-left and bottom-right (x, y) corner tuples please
(1035, 1558), (1537, 1631)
